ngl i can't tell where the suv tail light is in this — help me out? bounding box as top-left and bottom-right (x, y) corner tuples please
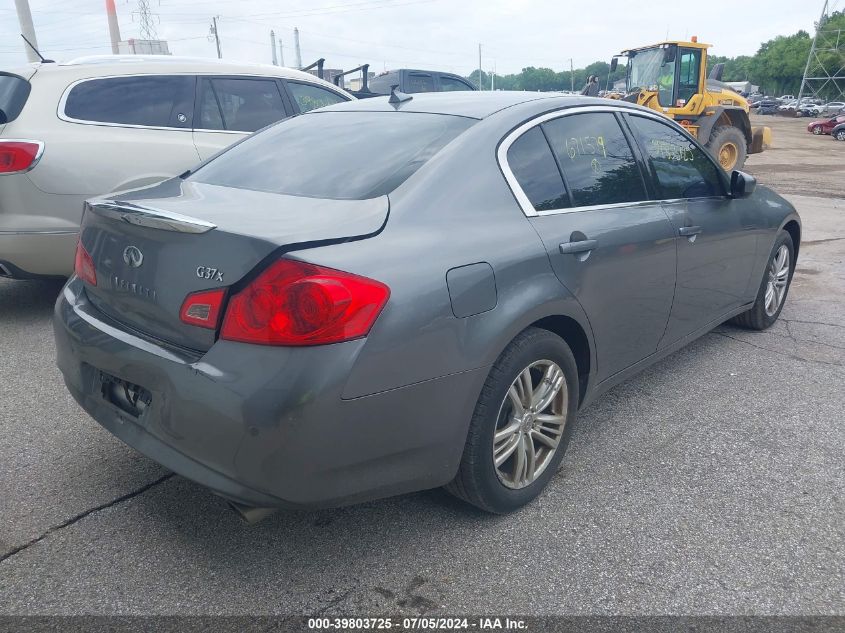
(0, 141), (43, 174)
(220, 259), (389, 346)
(74, 241), (97, 286)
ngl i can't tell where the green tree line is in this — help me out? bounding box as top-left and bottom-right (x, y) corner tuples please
(467, 10), (845, 98)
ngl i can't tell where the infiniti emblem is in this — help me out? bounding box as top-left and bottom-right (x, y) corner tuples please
(123, 246), (144, 268)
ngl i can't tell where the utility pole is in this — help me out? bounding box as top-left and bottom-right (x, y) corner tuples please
(478, 43), (482, 91)
(209, 16), (221, 59)
(106, 0), (121, 54)
(270, 30), (277, 65)
(278, 39), (285, 67)
(294, 27), (302, 68)
(569, 58), (574, 93)
(798, 0), (845, 102)
(14, 0), (39, 63)
(491, 61), (496, 90)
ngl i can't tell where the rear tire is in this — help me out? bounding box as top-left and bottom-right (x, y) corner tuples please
(730, 231), (794, 330)
(706, 125), (748, 171)
(446, 327), (579, 513)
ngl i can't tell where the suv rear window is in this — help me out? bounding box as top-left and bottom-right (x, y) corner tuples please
(63, 75), (194, 128)
(0, 73), (31, 124)
(190, 111), (474, 200)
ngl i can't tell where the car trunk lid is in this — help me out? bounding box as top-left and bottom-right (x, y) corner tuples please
(80, 178), (388, 352)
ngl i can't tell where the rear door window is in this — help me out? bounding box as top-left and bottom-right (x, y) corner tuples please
(285, 81), (347, 113)
(439, 75), (474, 92)
(0, 73), (31, 124)
(542, 112), (647, 207)
(368, 72), (399, 95)
(197, 77), (288, 132)
(63, 75), (194, 127)
(626, 114), (725, 198)
(506, 126), (569, 211)
(191, 111), (474, 200)
(407, 72), (435, 93)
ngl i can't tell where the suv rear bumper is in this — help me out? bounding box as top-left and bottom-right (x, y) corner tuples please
(0, 230), (76, 278)
(54, 278), (482, 509)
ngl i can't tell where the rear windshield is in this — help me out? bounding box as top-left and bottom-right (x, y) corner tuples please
(190, 111), (474, 200)
(0, 73), (31, 124)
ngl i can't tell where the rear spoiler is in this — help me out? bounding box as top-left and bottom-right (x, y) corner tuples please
(86, 200), (216, 234)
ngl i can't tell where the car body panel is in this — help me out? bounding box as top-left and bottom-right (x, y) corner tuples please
(530, 204), (676, 380)
(658, 195), (760, 344)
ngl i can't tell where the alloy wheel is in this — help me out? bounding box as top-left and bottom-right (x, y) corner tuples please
(812, 126), (822, 135)
(492, 360), (568, 489)
(764, 244), (790, 317)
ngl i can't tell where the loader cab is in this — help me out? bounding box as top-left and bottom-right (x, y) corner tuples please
(619, 41), (708, 110)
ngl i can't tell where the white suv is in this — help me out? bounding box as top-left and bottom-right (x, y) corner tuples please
(0, 55), (351, 278)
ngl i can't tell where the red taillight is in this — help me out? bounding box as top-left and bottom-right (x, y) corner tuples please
(180, 288), (226, 329)
(220, 259), (390, 346)
(0, 141), (42, 174)
(74, 241), (97, 286)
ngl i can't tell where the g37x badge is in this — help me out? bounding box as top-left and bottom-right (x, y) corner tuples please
(196, 266), (224, 282)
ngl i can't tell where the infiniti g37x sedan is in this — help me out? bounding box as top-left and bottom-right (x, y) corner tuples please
(54, 92), (800, 516)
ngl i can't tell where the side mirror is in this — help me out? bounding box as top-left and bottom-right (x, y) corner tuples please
(730, 170), (756, 198)
(663, 46), (676, 64)
(610, 57), (618, 73)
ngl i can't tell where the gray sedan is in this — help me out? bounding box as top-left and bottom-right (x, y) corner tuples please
(54, 92), (800, 518)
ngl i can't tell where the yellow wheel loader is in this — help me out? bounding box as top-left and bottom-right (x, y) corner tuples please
(611, 38), (771, 171)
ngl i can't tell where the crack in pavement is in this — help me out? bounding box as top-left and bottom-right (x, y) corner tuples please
(801, 237), (845, 245)
(781, 317), (845, 330)
(712, 332), (844, 368)
(0, 473), (174, 565)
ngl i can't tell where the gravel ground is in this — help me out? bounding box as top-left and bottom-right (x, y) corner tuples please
(0, 132), (842, 615)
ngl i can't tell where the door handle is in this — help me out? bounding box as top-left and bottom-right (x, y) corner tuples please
(559, 239), (598, 254)
(678, 226), (702, 237)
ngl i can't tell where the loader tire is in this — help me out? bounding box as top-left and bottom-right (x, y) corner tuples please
(706, 126), (748, 171)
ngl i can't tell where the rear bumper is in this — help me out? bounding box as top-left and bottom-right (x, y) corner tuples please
(54, 279), (482, 509)
(0, 173), (85, 277)
(0, 230), (76, 278)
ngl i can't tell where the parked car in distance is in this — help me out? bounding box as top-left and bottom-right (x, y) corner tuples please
(365, 68), (477, 97)
(55, 93), (801, 518)
(832, 122), (845, 141)
(754, 98), (780, 115)
(0, 55), (352, 279)
(779, 94), (796, 102)
(820, 101), (845, 115)
(796, 103), (823, 117)
(807, 114), (845, 135)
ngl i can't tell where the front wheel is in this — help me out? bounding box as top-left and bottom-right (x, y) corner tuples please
(812, 125), (823, 135)
(730, 231), (795, 330)
(706, 126), (748, 171)
(446, 327), (579, 513)
(834, 129), (845, 141)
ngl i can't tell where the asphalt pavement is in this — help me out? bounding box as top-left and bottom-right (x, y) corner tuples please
(0, 195), (842, 615)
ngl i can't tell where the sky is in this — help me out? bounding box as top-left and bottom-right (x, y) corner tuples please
(0, 0), (834, 76)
